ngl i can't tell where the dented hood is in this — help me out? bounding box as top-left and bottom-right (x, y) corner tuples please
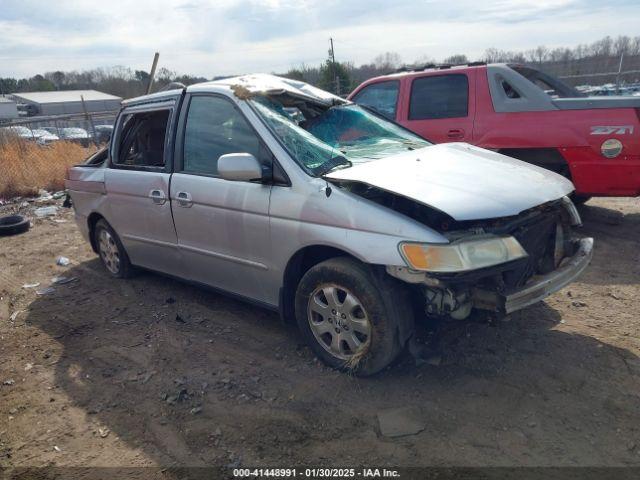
(325, 143), (574, 221)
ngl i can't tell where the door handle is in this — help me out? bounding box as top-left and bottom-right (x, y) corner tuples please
(447, 129), (465, 140)
(176, 191), (193, 208)
(148, 189), (167, 205)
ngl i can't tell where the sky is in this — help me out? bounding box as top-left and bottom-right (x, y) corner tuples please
(0, 0), (639, 78)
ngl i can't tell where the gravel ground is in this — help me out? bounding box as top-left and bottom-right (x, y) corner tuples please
(0, 196), (639, 471)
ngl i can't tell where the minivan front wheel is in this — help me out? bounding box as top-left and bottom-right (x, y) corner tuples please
(295, 257), (405, 376)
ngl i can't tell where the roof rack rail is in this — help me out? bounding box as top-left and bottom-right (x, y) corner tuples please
(390, 61), (487, 75)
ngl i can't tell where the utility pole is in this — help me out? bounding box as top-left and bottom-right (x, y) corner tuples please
(616, 52), (624, 95)
(146, 52), (160, 95)
(80, 95), (98, 147)
(329, 38), (339, 95)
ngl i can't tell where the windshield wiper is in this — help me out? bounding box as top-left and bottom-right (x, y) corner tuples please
(317, 155), (352, 176)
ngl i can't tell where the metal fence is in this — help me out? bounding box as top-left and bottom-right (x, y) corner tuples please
(0, 110), (118, 147)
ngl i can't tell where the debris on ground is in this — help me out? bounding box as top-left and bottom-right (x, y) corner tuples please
(34, 206), (58, 218)
(35, 287), (55, 296)
(22, 282), (40, 289)
(35, 189), (52, 201)
(2, 379), (15, 386)
(377, 407), (426, 438)
(98, 427), (110, 438)
(51, 276), (78, 285)
(164, 388), (189, 405)
(56, 256), (71, 266)
(9, 311), (22, 322)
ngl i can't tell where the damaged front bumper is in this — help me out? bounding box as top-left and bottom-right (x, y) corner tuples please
(471, 238), (594, 315)
(500, 237), (593, 314)
(388, 237), (594, 318)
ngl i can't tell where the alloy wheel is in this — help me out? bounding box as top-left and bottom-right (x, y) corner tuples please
(98, 229), (120, 274)
(307, 284), (372, 360)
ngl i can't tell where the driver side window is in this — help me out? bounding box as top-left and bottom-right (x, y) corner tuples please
(183, 95), (264, 176)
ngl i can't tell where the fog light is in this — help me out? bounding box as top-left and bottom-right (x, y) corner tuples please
(601, 138), (623, 158)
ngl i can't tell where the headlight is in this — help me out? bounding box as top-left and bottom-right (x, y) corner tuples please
(399, 236), (528, 273)
(601, 138), (623, 158)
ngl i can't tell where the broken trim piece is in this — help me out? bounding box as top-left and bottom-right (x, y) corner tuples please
(502, 237), (593, 313)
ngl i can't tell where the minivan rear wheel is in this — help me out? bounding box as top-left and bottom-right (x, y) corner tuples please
(94, 219), (133, 278)
(295, 257), (405, 376)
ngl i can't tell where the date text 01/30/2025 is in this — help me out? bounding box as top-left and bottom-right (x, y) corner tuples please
(233, 468), (401, 478)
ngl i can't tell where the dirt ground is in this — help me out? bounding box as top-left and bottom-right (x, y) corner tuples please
(1, 196), (639, 471)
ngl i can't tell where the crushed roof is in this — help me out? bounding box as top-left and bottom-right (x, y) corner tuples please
(209, 74), (346, 106)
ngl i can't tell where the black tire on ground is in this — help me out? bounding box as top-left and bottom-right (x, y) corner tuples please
(93, 219), (134, 278)
(0, 215), (30, 237)
(295, 257), (410, 376)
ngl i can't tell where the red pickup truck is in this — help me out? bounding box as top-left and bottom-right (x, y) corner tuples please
(348, 63), (640, 199)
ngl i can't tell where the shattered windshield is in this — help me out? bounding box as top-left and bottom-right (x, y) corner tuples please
(249, 96), (430, 176)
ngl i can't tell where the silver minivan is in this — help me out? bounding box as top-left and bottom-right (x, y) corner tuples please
(66, 74), (593, 375)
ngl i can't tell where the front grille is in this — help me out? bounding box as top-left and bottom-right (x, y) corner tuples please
(503, 210), (561, 289)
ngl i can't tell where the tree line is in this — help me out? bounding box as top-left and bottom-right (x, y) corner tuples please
(0, 67), (208, 100)
(1, 34), (639, 100)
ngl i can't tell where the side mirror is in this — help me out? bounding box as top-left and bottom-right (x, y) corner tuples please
(217, 153), (263, 182)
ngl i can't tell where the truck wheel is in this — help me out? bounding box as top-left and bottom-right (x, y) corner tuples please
(0, 215), (30, 237)
(295, 257), (406, 376)
(94, 219), (133, 278)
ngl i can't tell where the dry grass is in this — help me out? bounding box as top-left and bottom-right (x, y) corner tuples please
(0, 138), (96, 199)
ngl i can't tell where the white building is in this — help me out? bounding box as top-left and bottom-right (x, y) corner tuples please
(9, 90), (122, 116)
(0, 97), (18, 120)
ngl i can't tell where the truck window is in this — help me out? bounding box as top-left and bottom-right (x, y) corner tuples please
(509, 65), (583, 98)
(501, 79), (521, 99)
(351, 81), (399, 119)
(409, 74), (468, 120)
(182, 95), (263, 176)
(114, 110), (170, 168)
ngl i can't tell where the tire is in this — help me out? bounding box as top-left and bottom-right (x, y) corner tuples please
(295, 257), (409, 376)
(93, 219), (134, 278)
(0, 215), (30, 237)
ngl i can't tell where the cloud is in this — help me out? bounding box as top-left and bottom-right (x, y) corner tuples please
(0, 0), (638, 77)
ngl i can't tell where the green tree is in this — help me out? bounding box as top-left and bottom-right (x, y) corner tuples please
(318, 59), (351, 96)
(283, 68), (305, 81)
(134, 70), (150, 83)
(0, 78), (18, 94)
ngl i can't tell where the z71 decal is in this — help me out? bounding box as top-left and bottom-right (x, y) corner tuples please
(590, 125), (634, 135)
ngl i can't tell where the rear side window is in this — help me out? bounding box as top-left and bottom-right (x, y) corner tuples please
(114, 109), (170, 168)
(501, 79), (521, 99)
(351, 81), (399, 119)
(183, 96), (263, 176)
(409, 74), (468, 120)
